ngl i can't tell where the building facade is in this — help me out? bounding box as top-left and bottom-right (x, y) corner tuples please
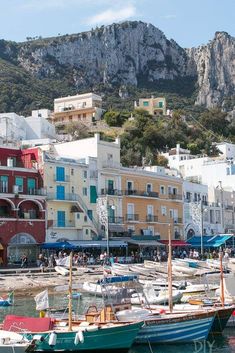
(137, 97), (167, 116)
(0, 147), (46, 265)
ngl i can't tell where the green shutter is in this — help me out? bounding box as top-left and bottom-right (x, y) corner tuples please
(90, 186), (97, 203)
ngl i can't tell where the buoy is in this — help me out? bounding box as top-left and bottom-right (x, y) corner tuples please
(78, 330), (84, 344)
(48, 332), (57, 346)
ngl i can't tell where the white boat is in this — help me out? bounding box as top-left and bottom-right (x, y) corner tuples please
(129, 264), (152, 276)
(144, 260), (168, 274)
(116, 308), (151, 322)
(82, 282), (103, 296)
(55, 266), (69, 276)
(111, 264), (138, 277)
(206, 259), (228, 270)
(131, 283), (182, 305)
(0, 330), (30, 353)
(172, 262), (197, 276)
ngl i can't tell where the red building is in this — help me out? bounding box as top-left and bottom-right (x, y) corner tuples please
(0, 147), (46, 265)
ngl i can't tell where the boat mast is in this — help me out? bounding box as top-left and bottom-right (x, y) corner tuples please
(168, 223), (173, 313)
(219, 250), (225, 307)
(68, 252), (73, 331)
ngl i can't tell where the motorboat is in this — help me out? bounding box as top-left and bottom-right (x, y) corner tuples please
(0, 330), (31, 353)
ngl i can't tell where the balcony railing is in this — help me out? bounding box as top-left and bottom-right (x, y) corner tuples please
(225, 205), (234, 211)
(126, 214), (139, 221)
(108, 216), (124, 224)
(47, 193), (79, 201)
(54, 175), (70, 182)
(146, 215), (158, 222)
(174, 218), (183, 224)
(101, 188), (122, 196)
(168, 193), (182, 200)
(125, 190), (159, 198)
(50, 220), (76, 228)
(0, 187), (47, 196)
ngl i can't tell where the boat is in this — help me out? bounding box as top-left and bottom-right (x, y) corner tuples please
(0, 330), (31, 353)
(134, 311), (215, 343)
(54, 266), (69, 276)
(172, 261), (197, 276)
(82, 282), (103, 296)
(131, 283), (182, 305)
(0, 292), (13, 307)
(144, 260), (168, 274)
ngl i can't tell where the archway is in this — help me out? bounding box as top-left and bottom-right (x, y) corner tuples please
(17, 200), (42, 219)
(0, 198), (15, 218)
(7, 233), (38, 265)
(187, 228), (195, 239)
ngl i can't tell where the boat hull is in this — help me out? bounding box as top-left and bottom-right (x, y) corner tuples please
(211, 307), (235, 334)
(25, 321), (143, 352)
(135, 313), (214, 344)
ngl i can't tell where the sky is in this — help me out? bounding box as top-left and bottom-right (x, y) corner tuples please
(0, 0), (234, 48)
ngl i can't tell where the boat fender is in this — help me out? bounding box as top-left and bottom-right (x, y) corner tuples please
(74, 332), (80, 345)
(78, 330), (84, 344)
(49, 332), (57, 346)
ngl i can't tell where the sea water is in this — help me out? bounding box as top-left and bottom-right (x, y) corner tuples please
(0, 294), (234, 353)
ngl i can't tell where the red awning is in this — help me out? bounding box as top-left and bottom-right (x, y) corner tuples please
(160, 240), (190, 247)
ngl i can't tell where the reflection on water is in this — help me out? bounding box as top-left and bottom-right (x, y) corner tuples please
(0, 295), (234, 352)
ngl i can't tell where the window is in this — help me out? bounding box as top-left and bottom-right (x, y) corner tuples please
(83, 187), (87, 196)
(76, 213), (80, 219)
(27, 178), (36, 194)
(71, 169), (74, 175)
(158, 101), (163, 108)
(143, 101), (149, 107)
(90, 186), (97, 203)
(146, 184), (152, 193)
(127, 181), (133, 191)
(169, 209), (174, 218)
(71, 186), (74, 194)
(85, 229), (89, 235)
(0, 176), (8, 193)
(15, 177), (23, 192)
(161, 206), (167, 216)
(57, 211), (65, 227)
(56, 166), (65, 182)
(186, 192), (191, 201)
(160, 186), (165, 195)
(83, 170), (87, 179)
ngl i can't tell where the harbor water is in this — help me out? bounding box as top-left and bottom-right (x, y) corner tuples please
(0, 294), (234, 353)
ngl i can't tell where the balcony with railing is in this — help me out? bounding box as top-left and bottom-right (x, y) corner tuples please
(126, 214), (139, 222)
(101, 188), (122, 196)
(54, 175), (70, 182)
(168, 193), (182, 200)
(108, 216), (124, 224)
(49, 220), (76, 228)
(173, 218), (183, 224)
(146, 215), (158, 222)
(124, 190), (159, 198)
(47, 193), (79, 201)
(0, 185), (47, 196)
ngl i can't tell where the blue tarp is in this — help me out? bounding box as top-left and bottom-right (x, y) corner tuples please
(187, 235), (232, 248)
(98, 275), (138, 284)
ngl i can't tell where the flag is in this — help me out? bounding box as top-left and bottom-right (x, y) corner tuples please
(34, 289), (49, 311)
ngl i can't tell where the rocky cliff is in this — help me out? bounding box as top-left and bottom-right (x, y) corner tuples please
(0, 21), (235, 109)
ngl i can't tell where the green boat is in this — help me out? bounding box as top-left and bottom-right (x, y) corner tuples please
(23, 320), (143, 352)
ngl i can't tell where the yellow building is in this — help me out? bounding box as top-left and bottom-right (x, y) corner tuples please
(38, 147), (98, 242)
(52, 93), (103, 131)
(138, 96), (166, 116)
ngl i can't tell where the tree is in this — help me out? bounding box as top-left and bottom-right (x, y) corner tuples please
(64, 122), (90, 140)
(155, 155), (169, 167)
(104, 110), (128, 127)
(199, 108), (229, 136)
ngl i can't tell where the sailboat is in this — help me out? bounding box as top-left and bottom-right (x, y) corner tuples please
(5, 253), (143, 352)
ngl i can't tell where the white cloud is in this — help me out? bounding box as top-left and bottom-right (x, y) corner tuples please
(87, 4), (136, 25)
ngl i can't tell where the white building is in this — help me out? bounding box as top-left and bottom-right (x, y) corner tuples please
(25, 115), (56, 140)
(0, 113), (27, 143)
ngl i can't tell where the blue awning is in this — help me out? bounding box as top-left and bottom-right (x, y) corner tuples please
(69, 240), (127, 248)
(187, 235), (232, 248)
(40, 241), (77, 250)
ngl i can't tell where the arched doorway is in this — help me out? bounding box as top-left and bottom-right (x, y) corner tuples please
(187, 228), (195, 239)
(7, 233), (38, 265)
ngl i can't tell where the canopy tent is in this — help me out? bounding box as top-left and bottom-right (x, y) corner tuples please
(127, 239), (164, 247)
(160, 240), (189, 247)
(187, 235), (232, 249)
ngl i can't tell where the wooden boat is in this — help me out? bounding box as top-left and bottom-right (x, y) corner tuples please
(0, 330), (31, 353)
(134, 311), (215, 343)
(55, 266), (69, 276)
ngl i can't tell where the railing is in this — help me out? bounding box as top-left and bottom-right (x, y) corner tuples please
(102, 161), (121, 169)
(146, 215), (158, 222)
(54, 175), (70, 182)
(49, 220), (76, 228)
(75, 193), (100, 231)
(126, 214), (139, 221)
(47, 193), (79, 201)
(225, 205), (234, 211)
(174, 218), (183, 224)
(168, 193), (182, 200)
(108, 216), (124, 224)
(101, 188), (122, 196)
(0, 187), (47, 196)
(125, 190), (159, 198)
